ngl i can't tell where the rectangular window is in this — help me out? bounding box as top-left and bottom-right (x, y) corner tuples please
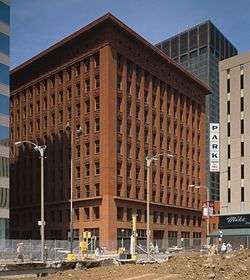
(228, 166), (231, 181)
(85, 121), (90, 134)
(227, 100), (230, 115)
(84, 58), (90, 72)
(76, 104), (80, 117)
(0, 94), (9, 116)
(85, 99), (90, 113)
(58, 91), (63, 103)
(95, 76), (100, 89)
(83, 208), (90, 220)
(66, 68), (71, 81)
(93, 207), (100, 219)
(93, 53), (99, 67)
(228, 188), (231, 202)
(227, 122), (230, 137)
(0, 63), (9, 85)
(227, 78), (230, 93)
(0, 125), (8, 142)
(59, 111), (63, 123)
(76, 166), (80, 178)
(240, 74), (244, 89)
(95, 96), (100, 110)
(67, 87), (71, 99)
(85, 143), (90, 156)
(76, 145), (80, 158)
(85, 185), (90, 197)
(67, 107), (71, 120)
(95, 183), (100, 196)
(0, 2), (10, 24)
(241, 119), (244, 134)
(95, 119), (100, 132)
(241, 97), (244, 111)
(127, 208), (132, 221)
(117, 207), (124, 221)
(95, 140), (100, 153)
(85, 79), (90, 92)
(85, 163), (90, 177)
(0, 157), (9, 178)
(241, 187), (245, 202)
(228, 144), (230, 159)
(0, 33), (9, 55)
(76, 83), (81, 96)
(136, 209), (142, 222)
(241, 142), (244, 157)
(75, 208), (79, 219)
(95, 162), (100, 175)
(241, 164), (244, 179)
(75, 64), (80, 77)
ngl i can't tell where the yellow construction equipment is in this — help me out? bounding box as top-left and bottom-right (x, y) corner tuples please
(66, 253), (76, 262)
(80, 231), (91, 259)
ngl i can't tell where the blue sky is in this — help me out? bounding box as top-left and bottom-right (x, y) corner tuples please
(11, 0), (249, 69)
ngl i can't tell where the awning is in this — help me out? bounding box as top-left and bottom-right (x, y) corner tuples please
(209, 228), (250, 237)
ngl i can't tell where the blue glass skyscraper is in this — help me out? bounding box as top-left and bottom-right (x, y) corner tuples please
(0, 0), (9, 239)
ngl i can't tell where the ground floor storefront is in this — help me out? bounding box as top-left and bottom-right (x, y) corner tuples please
(209, 213), (250, 249)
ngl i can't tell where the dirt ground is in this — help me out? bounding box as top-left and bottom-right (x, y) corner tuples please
(4, 250), (250, 280)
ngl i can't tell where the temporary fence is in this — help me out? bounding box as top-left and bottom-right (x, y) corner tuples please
(0, 239), (80, 262)
(0, 236), (249, 262)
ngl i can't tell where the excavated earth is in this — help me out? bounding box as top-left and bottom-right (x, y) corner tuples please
(3, 250), (250, 280)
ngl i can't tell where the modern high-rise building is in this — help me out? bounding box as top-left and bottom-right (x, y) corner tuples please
(156, 21), (238, 201)
(0, 0), (10, 239)
(10, 14), (210, 248)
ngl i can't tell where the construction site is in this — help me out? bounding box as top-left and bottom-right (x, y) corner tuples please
(0, 246), (249, 280)
(0, 217), (249, 280)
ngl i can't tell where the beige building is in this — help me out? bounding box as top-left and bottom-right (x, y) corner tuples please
(219, 51), (250, 215)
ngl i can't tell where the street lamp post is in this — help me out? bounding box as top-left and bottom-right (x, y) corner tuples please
(146, 152), (174, 259)
(66, 123), (82, 254)
(15, 140), (47, 262)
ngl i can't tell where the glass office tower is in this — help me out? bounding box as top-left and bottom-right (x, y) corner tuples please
(156, 21), (238, 201)
(0, 0), (10, 239)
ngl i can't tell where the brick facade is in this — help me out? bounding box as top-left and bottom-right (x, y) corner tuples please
(10, 13), (210, 248)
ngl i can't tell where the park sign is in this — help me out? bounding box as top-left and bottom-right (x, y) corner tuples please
(210, 123), (219, 172)
(219, 214), (250, 229)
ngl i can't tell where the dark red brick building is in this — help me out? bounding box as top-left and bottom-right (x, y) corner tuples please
(10, 13), (210, 248)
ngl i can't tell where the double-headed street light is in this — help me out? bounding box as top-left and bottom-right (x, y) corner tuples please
(15, 140), (47, 262)
(66, 122), (82, 255)
(146, 152), (174, 259)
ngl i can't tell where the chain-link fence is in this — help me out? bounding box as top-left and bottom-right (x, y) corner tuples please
(118, 236), (250, 254)
(0, 239), (80, 262)
(0, 236), (249, 263)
